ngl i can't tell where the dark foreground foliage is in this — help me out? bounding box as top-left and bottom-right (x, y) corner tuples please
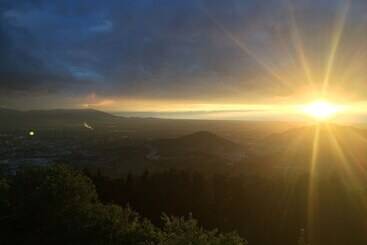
(0, 165), (246, 245)
(89, 168), (367, 245)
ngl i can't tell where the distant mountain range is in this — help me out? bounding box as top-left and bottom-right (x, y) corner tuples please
(3, 107), (367, 178)
(0, 108), (118, 129)
(251, 124), (367, 175)
(0, 109), (299, 144)
(154, 131), (243, 155)
(149, 131), (246, 171)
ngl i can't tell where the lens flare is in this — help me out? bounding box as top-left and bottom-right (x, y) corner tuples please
(303, 101), (341, 120)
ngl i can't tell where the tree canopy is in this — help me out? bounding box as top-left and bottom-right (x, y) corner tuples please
(0, 165), (246, 245)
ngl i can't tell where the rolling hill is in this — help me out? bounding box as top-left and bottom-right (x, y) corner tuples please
(151, 131), (246, 162)
(247, 124), (367, 176)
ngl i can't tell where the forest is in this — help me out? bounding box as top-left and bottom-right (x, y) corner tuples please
(2, 162), (365, 245)
(0, 164), (247, 245)
(89, 167), (367, 245)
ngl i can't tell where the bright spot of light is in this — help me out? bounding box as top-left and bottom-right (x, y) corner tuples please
(83, 122), (94, 130)
(302, 100), (342, 120)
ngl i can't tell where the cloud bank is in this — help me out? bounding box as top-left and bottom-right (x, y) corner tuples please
(1, 0), (367, 110)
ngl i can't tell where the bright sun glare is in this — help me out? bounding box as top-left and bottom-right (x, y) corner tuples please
(303, 101), (341, 120)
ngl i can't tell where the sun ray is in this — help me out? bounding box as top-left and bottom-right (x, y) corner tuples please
(276, 125), (312, 231)
(325, 125), (353, 175)
(200, 6), (294, 90)
(307, 124), (320, 243)
(326, 125), (367, 183)
(286, 0), (314, 85)
(322, 1), (350, 94)
(324, 125), (367, 211)
(337, 45), (367, 89)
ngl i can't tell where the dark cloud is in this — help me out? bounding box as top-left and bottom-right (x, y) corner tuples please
(1, 0), (367, 109)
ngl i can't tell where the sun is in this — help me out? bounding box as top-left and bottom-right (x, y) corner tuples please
(302, 100), (341, 120)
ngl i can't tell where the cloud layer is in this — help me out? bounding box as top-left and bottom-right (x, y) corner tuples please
(1, 0), (367, 110)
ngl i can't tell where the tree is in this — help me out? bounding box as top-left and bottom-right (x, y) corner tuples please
(159, 213), (247, 245)
(1, 165), (157, 245)
(0, 165), (247, 245)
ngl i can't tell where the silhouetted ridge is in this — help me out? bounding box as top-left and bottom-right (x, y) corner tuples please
(176, 131), (239, 148)
(154, 131), (243, 156)
(256, 123), (367, 173)
(26, 109), (116, 120)
(0, 108), (118, 129)
(264, 123), (365, 145)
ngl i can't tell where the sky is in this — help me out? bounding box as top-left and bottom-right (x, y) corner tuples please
(1, 0), (367, 119)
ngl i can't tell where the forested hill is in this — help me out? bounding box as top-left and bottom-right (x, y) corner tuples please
(153, 131), (244, 157)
